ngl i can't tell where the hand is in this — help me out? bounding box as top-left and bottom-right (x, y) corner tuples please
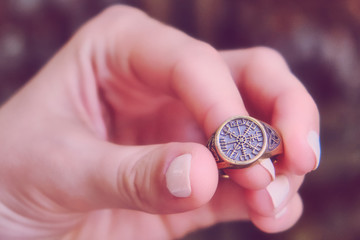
(0, 5), (320, 239)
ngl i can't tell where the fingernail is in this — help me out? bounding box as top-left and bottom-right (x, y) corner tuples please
(266, 175), (290, 209)
(166, 154), (192, 198)
(275, 207), (288, 219)
(259, 158), (275, 181)
(307, 131), (321, 170)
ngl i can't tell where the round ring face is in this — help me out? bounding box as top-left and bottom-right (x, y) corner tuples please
(215, 116), (267, 166)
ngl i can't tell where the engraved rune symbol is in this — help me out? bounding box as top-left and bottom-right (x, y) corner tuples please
(219, 118), (264, 162)
(262, 124), (281, 151)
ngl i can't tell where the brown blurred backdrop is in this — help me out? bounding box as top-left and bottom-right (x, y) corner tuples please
(0, 0), (359, 239)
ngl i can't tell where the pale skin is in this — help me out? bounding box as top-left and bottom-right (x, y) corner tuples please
(0, 5), (320, 240)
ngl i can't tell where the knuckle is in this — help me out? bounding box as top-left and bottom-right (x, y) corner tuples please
(184, 41), (219, 61)
(251, 46), (285, 63)
(69, 4), (150, 52)
(78, 5), (147, 38)
(172, 41), (221, 79)
(303, 90), (320, 118)
(99, 4), (147, 20)
(118, 152), (158, 212)
(293, 86), (318, 110)
(120, 162), (150, 209)
(241, 47), (291, 87)
(191, 41), (219, 55)
(246, 46), (288, 73)
(275, 86), (320, 120)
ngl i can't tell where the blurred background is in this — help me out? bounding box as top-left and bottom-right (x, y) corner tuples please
(0, 0), (359, 239)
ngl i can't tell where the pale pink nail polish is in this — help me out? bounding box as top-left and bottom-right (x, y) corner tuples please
(266, 175), (290, 209)
(275, 207), (288, 219)
(166, 154), (192, 198)
(307, 131), (321, 170)
(259, 158), (275, 181)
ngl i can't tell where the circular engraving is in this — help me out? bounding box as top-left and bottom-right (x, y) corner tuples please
(215, 116), (267, 165)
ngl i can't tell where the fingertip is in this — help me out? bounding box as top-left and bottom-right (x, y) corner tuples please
(226, 163), (273, 190)
(272, 90), (320, 175)
(244, 174), (303, 219)
(249, 193), (303, 233)
(164, 143), (218, 209)
(99, 142), (219, 214)
(282, 131), (317, 175)
(189, 144), (219, 205)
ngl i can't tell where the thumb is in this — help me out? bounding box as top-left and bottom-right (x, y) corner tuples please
(82, 141), (219, 214)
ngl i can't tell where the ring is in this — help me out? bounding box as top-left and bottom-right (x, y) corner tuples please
(207, 116), (283, 169)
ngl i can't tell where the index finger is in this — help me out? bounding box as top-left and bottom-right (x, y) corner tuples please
(87, 6), (247, 135)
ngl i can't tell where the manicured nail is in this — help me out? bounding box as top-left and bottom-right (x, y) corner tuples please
(275, 207), (288, 219)
(259, 158), (275, 181)
(266, 175), (290, 209)
(166, 154), (192, 198)
(307, 131), (321, 170)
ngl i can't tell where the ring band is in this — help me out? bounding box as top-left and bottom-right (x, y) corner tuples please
(207, 116), (283, 169)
